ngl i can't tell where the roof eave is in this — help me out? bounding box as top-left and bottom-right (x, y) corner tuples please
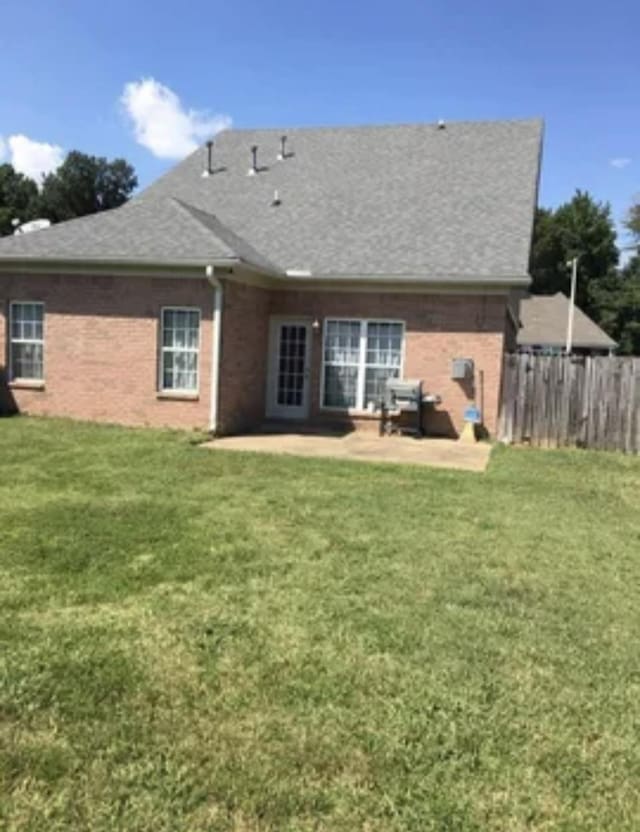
(283, 271), (532, 287)
(517, 339), (617, 349)
(0, 254), (284, 279)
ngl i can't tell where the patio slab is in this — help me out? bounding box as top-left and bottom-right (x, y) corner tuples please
(202, 431), (491, 472)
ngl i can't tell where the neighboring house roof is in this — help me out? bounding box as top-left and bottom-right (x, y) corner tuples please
(0, 118), (543, 282)
(517, 293), (616, 350)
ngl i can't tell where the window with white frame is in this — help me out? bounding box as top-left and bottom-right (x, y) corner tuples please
(322, 319), (404, 410)
(160, 308), (200, 393)
(10, 302), (44, 381)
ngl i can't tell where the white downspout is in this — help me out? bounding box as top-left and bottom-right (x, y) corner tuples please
(206, 265), (224, 434)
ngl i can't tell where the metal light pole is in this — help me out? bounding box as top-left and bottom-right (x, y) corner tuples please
(565, 256), (578, 355)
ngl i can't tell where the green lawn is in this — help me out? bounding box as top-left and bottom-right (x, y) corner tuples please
(1, 418), (639, 831)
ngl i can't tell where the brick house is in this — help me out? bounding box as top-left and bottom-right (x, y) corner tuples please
(0, 119), (542, 436)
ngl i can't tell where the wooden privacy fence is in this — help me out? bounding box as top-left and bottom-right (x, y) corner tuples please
(499, 354), (640, 453)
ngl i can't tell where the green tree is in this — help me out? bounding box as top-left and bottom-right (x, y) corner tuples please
(588, 196), (640, 356)
(38, 151), (137, 223)
(529, 207), (566, 294)
(530, 190), (619, 313)
(618, 257), (640, 355)
(589, 258), (640, 355)
(0, 163), (39, 236)
(625, 199), (640, 240)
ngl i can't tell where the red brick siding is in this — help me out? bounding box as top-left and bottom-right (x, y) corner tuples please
(1, 272), (508, 437)
(0, 296), (11, 414)
(269, 290), (507, 435)
(217, 279), (270, 434)
(0, 273), (214, 429)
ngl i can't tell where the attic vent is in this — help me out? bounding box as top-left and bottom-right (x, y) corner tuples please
(437, 119), (446, 130)
(202, 140), (214, 177)
(277, 135), (288, 161)
(248, 145), (258, 175)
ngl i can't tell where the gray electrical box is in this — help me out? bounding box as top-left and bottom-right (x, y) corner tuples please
(452, 358), (474, 380)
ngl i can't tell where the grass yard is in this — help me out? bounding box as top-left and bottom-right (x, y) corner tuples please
(1, 418), (640, 831)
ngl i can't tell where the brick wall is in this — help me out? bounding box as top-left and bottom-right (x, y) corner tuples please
(217, 279), (270, 434)
(0, 273), (214, 429)
(269, 290), (507, 436)
(0, 297), (13, 414)
(1, 272), (509, 436)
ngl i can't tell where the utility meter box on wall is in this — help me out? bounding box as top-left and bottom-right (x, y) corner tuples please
(451, 358), (474, 380)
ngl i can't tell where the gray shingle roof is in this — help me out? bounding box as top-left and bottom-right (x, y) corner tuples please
(0, 197), (267, 266)
(517, 293), (616, 350)
(0, 118), (543, 281)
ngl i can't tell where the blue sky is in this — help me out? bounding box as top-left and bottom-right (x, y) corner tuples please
(0, 0), (638, 243)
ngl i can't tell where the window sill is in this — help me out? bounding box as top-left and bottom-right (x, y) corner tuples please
(319, 406), (380, 419)
(157, 391), (199, 402)
(9, 380), (45, 391)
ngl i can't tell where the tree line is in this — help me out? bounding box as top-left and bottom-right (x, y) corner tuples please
(0, 151), (137, 236)
(0, 150), (638, 354)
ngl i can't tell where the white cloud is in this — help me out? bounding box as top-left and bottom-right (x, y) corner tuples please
(0, 134), (64, 183)
(121, 77), (232, 159)
(610, 157), (631, 169)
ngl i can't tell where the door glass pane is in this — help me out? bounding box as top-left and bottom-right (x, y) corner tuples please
(276, 324), (307, 407)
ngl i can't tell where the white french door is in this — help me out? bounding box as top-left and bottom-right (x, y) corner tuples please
(266, 319), (312, 420)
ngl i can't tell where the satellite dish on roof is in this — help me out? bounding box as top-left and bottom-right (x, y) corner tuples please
(13, 218), (51, 235)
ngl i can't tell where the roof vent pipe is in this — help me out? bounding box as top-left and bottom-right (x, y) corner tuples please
(437, 119), (446, 130)
(277, 135), (288, 160)
(248, 145), (258, 175)
(202, 140), (214, 177)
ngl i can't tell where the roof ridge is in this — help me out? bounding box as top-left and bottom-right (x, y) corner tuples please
(220, 117), (544, 135)
(169, 197), (236, 259)
(173, 198), (282, 274)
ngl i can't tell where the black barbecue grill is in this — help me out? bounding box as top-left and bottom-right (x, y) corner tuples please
(380, 379), (441, 437)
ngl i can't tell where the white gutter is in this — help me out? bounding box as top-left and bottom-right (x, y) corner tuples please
(0, 256), (284, 279)
(0, 256), (240, 270)
(205, 265), (224, 434)
(0, 256), (531, 287)
(285, 269), (313, 278)
(285, 269), (532, 286)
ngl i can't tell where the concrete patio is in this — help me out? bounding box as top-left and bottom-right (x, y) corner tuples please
(203, 430), (492, 472)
